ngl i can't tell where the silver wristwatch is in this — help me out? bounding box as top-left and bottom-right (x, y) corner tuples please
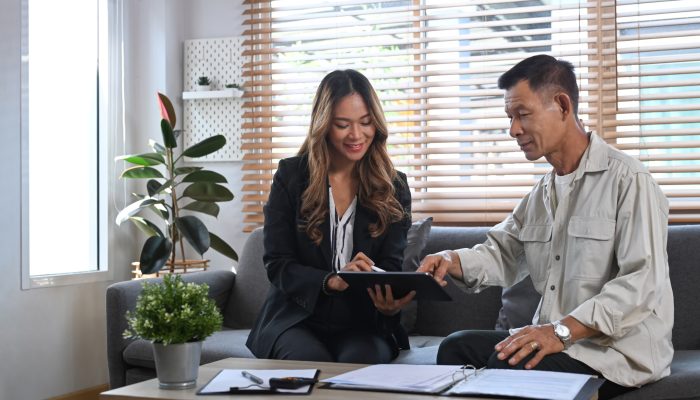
(552, 320), (572, 349)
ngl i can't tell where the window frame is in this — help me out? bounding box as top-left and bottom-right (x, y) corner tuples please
(20, 0), (111, 289)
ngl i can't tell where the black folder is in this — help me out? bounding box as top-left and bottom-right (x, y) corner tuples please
(197, 369), (320, 396)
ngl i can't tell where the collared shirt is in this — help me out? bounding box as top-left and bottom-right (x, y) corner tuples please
(329, 186), (357, 271)
(455, 133), (674, 387)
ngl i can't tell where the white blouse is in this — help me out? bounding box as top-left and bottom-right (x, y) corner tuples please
(329, 186), (357, 271)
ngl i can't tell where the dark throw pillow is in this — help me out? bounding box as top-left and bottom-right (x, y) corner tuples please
(400, 217), (433, 333)
(494, 275), (541, 331)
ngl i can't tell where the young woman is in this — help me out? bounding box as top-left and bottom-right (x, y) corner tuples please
(245, 69), (414, 363)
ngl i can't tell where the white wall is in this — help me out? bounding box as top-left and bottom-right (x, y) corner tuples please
(0, 0), (247, 398)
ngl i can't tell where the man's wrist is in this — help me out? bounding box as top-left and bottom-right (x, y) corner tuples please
(552, 320), (573, 349)
(446, 250), (464, 279)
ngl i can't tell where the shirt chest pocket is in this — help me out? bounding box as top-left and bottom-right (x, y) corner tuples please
(519, 224), (552, 285)
(566, 217), (616, 281)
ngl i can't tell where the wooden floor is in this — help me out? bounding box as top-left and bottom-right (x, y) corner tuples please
(49, 384), (109, 400)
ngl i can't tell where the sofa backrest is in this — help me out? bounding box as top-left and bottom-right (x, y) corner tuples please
(225, 224), (700, 351)
(667, 224), (700, 350)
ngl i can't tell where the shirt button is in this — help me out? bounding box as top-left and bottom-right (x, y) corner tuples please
(555, 255), (561, 261)
(550, 285), (556, 291)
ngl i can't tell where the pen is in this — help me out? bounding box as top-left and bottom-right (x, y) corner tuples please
(241, 370), (264, 385)
(371, 265), (385, 272)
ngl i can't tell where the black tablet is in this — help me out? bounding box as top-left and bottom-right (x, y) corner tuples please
(337, 271), (452, 301)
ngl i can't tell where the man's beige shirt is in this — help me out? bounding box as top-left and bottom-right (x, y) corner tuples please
(455, 133), (674, 387)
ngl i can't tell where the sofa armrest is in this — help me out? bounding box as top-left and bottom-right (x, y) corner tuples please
(105, 270), (235, 389)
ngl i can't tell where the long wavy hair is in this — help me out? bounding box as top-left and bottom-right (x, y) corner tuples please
(298, 69), (405, 245)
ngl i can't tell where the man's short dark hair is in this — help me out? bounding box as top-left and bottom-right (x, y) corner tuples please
(498, 54), (579, 115)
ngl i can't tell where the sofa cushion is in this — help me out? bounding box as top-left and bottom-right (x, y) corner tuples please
(612, 351), (700, 400)
(392, 336), (443, 364)
(123, 329), (254, 369)
(401, 217), (433, 332)
(223, 228), (268, 329)
(125, 367), (156, 387)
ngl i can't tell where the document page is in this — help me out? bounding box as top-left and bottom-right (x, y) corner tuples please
(198, 369), (318, 394)
(321, 364), (463, 393)
(446, 368), (594, 400)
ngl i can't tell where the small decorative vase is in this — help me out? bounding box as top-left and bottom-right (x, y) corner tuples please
(152, 341), (203, 389)
(195, 84), (210, 92)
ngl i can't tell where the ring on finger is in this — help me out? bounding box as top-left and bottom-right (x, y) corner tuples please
(530, 341), (539, 351)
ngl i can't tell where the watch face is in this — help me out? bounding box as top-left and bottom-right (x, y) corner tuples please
(555, 323), (570, 337)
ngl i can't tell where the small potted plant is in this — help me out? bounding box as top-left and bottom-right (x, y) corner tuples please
(196, 76), (211, 91)
(124, 274), (222, 389)
(225, 83), (244, 97)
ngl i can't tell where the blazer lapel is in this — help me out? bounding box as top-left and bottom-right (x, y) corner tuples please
(319, 215), (332, 270)
(353, 203), (373, 256)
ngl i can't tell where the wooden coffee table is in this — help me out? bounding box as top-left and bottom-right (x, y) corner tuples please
(100, 357), (450, 399)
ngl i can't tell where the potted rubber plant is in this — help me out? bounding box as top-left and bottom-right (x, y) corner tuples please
(123, 274), (222, 389)
(116, 92), (237, 275)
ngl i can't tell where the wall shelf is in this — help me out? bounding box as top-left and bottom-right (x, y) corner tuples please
(183, 36), (245, 161)
(182, 88), (244, 100)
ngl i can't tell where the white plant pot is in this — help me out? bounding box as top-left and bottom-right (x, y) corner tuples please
(152, 341), (203, 389)
(227, 88), (244, 97)
(195, 84), (211, 91)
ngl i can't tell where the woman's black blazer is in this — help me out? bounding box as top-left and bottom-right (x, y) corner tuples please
(245, 155), (412, 359)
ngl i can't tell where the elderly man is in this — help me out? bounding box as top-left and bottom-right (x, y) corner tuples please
(418, 54), (673, 400)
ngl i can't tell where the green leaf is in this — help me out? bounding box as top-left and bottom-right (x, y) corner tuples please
(146, 179), (161, 197)
(116, 198), (160, 225)
(157, 92), (177, 129)
(116, 153), (165, 166)
(147, 178), (174, 196)
(174, 167), (202, 176)
(181, 201), (220, 217)
(129, 217), (164, 237)
(120, 166), (164, 179)
(148, 202), (170, 221)
(175, 216), (210, 255)
(209, 232), (238, 261)
(182, 135), (225, 158)
(182, 182), (234, 202)
(161, 119), (177, 148)
(182, 170), (228, 183)
(139, 236), (172, 274)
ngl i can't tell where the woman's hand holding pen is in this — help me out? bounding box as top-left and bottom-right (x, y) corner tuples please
(326, 252), (375, 292)
(416, 250), (463, 286)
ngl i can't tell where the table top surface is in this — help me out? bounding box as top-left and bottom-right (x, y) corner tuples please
(100, 357), (462, 400)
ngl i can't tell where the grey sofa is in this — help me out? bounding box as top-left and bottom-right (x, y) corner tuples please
(106, 225), (700, 399)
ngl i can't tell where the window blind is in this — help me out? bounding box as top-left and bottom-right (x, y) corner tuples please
(241, 0), (700, 231)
